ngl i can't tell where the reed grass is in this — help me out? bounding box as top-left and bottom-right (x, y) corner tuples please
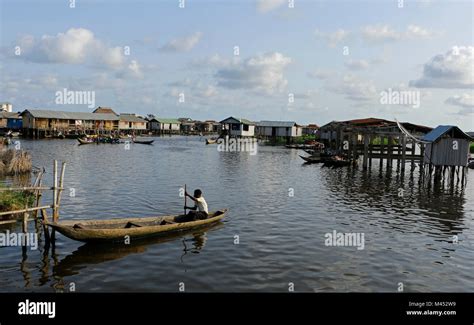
(0, 149), (32, 175)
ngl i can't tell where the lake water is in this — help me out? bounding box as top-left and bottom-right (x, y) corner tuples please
(1, 137), (473, 292)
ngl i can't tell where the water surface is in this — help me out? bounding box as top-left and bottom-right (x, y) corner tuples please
(1, 137), (473, 292)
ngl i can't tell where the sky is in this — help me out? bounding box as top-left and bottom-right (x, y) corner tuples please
(0, 0), (473, 130)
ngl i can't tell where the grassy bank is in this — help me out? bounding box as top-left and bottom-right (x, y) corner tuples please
(0, 149), (34, 220)
(470, 142), (474, 154)
(0, 184), (35, 220)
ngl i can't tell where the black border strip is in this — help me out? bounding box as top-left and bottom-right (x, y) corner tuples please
(0, 293), (473, 321)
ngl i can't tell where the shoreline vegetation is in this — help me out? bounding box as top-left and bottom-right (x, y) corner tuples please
(0, 149), (34, 220)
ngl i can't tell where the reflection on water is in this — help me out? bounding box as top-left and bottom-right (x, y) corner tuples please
(54, 223), (220, 279)
(0, 138), (473, 292)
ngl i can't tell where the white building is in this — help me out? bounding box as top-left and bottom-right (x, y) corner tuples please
(220, 116), (255, 137)
(1, 102), (13, 112)
(256, 121), (303, 138)
(148, 117), (181, 134)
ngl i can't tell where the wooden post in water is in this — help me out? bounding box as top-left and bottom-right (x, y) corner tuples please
(363, 134), (369, 169)
(56, 162), (66, 216)
(387, 136), (393, 169)
(52, 160), (58, 222)
(379, 136), (384, 169)
(368, 135), (372, 168)
(352, 134), (357, 164)
(22, 204), (28, 234)
(401, 135), (407, 172)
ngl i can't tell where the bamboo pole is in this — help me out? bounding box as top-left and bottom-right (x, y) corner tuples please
(53, 160), (58, 222)
(33, 171), (45, 219)
(0, 186), (63, 191)
(22, 205), (28, 234)
(33, 169), (44, 219)
(0, 205), (53, 217)
(56, 162), (66, 216)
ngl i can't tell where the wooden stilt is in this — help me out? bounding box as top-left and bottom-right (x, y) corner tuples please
(387, 136), (393, 169)
(401, 135), (407, 172)
(53, 160), (58, 222)
(363, 134), (369, 169)
(379, 136), (384, 169)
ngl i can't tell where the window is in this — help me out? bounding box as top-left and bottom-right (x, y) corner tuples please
(231, 123), (240, 131)
(243, 124), (249, 131)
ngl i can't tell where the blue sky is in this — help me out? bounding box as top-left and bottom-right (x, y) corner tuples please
(0, 0), (473, 130)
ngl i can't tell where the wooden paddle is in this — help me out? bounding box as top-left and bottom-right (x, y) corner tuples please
(184, 184), (187, 216)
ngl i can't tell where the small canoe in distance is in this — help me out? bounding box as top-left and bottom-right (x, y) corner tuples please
(77, 137), (95, 145)
(133, 139), (154, 145)
(299, 155), (321, 164)
(206, 138), (217, 144)
(45, 209), (228, 243)
(322, 156), (352, 168)
(468, 159), (474, 169)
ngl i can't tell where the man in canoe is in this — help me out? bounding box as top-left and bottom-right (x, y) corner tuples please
(184, 189), (208, 221)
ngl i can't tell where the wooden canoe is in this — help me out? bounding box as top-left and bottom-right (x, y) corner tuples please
(77, 137), (95, 145)
(133, 139), (154, 145)
(468, 160), (474, 169)
(45, 209), (228, 243)
(299, 155), (321, 164)
(205, 138), (217, 144)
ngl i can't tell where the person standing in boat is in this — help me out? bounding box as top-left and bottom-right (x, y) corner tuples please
(184, 189), (208, 220)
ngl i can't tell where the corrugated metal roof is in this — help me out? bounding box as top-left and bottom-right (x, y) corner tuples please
(150, 117), (181, 124)
(257, 121), (297, 127)
(22, 109), (119, 121)
(422, 125), (473, 142)
(1, 112), (20, 119)
(119, 114), (147, 123)
(93, 107), (117, 115)
(220, 116), (255, 125)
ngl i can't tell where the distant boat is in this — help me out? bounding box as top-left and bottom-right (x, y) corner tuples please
(5, 130), (20, 138)
(133, 139), (154, 145)
(468, 159), (474, 169)
(206, 138), (217, 145)
(45, 209), (228, 243)
(299, 155), (321, 164)
(322, 156), (352, 168)
(77, 137), (95, 145)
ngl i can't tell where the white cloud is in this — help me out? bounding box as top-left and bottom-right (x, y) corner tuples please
(216, 52), (292, 94)
(116, 60), (144, 79)
(256, 0), (286, 13)
(168, 78), (193, 87)
(198, 85), (218, 98)
(14, 28), (126, 68)
(189, 54), (237, 69)
(327, 74), (377, 101)
(405, 24), (434, 39)
(307, 69), (331, 80)
(345, 59), (369, 70)
(409, 46), (474, 89)
(314, 29), (350, 48)
(361, 24), (437, 43)
(361, 25), (401, 43)
(161, 32), (202, 52)
(445, 93), (474, 115)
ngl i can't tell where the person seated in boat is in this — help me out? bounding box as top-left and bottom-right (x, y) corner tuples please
(184, 189), (208, 221)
